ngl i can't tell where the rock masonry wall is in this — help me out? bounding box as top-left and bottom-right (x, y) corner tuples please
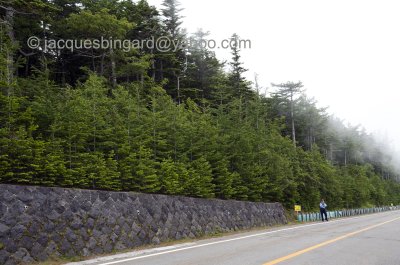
(0, 184), (287, 264)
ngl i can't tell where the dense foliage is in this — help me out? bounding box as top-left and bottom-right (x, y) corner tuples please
(1, 0), (399, 211)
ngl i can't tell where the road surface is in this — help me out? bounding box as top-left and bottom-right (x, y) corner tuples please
(69, 210), (400, 265)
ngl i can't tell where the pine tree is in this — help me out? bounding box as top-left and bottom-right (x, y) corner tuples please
(161, 0), (183, 39)
(121, 146), (160, 193)
(159, 158), (184, 195)
(160, 0), (187, 102)
(271, 81), (304, 146)
(185, 157), (215, 198)
(228, 33), (253, 100)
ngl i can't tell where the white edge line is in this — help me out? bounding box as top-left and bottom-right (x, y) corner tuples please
(66, 243), (196, 265)
(73, 210), (399, 265)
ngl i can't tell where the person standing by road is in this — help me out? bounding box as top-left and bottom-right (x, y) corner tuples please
(320, 199), (328, 221)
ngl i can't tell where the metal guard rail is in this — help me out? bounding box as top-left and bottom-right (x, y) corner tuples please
(297, 206), (400, 222)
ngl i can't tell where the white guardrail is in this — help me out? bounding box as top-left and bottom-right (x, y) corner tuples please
(297, 206), (400, 222)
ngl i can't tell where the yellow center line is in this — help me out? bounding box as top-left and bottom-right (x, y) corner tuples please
(263, 216), (400, 265)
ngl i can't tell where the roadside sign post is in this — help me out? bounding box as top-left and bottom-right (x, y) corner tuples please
(294, 205), (301, 221)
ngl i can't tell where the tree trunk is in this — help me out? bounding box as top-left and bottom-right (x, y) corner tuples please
(109, 48), (117, 87)
(151, 49), (156, 81)
(160, 60), (164, 80)
(5, 7), (15, 86)
(290, 91), (296, 146)
(177, 75), (180, 105)
(100, 53), (105, 76)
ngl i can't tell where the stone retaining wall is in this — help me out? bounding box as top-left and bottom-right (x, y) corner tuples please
(0, 184), (287, 264)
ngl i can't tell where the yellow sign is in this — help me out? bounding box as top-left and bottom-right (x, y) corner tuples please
(294, 205), (301, 212)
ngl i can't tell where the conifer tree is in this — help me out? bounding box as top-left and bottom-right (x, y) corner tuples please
(271, 81), (304, 146)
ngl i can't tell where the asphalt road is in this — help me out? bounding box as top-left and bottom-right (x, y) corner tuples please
(69, 210), (400, 265)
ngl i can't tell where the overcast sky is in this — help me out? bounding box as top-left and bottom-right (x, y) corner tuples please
(149, 0), (400, 153)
